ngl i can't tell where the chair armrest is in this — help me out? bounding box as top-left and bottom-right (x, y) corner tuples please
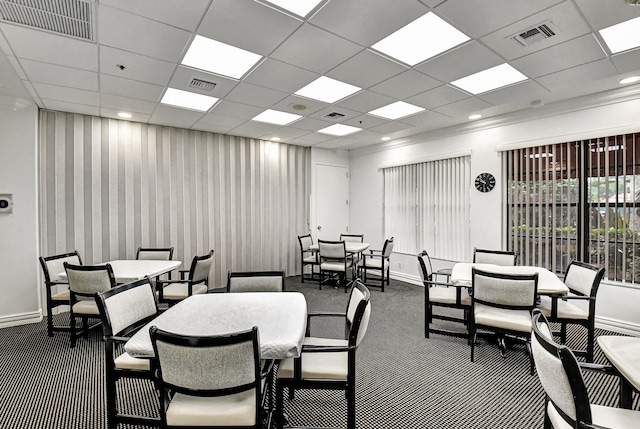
(156, 279), (186, 286)
(306, 311), (346, 336)
(48, 280), (69, 286)
(179, 269), (189, 280)
(562, 295), (593, 302)
(579, 362), (617, 376)
(367, 249), (383, 254)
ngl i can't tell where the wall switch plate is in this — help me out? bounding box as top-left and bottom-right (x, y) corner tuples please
(0, 194), (13, 213)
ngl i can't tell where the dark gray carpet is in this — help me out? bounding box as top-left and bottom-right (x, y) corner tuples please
(0, 278), (637, 429)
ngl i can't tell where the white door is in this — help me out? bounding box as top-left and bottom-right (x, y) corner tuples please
(316, 164), (349, 240)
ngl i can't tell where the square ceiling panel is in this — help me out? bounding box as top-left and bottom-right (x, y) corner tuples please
(100, 74), (164, 102)
(327, 49), (407, 90)
(369, 69), (440, 99)
(20, 59), (98, 91)
(406, 84), (469, 109)
(417, 41), (503, 82)
(244, 58), (319, 93)
(100, 0), (211, 31)
(100, 47), (176, 86)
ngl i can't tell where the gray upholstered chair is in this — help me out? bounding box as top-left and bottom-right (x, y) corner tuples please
(276, 280), (371, 429)
(318, 239), (353, 291)
(473, 248), (517, 265)
(470, 268), (538, 374)
(418, 250), (470, 340)
(157, 250), (213, 305)
(359, 237), (394, 292)
(537, 260), (605, 363)
(39, 251), (82, 337)
(226, 270), (285, 293)
(64, 262), (117, 347)
(340, 233), (364, 266)
(95, 278), (161, 429)
(531, 310), (639, 428)
(136, 246), (175, 284)
(297, 234), (319, 283)
(150, 326), (266, 428)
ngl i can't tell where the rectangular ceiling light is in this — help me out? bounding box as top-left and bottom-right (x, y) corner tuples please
(252, 109), (302, 125)
(161, 88), (218, 111)
(262, 0), (324, 18)
(450, 63), (528, 95)
(368, 101), (425, 120)
(371, 12), (470, 66)
(182, 35), (262, 79)
(317, 124), (362, 136)
(294, 76), (361, 104)
(599, 16), (640, 54)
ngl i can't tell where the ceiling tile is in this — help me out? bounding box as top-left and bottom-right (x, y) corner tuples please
(100, 107), (150, 123)
(100, 47), (176, 86)
(368, 120), (414, 134)
(309, 105), (361, 122)
(574, 0), (640, 30)
(396, 110), (452, 127)
(42, 99), (100, 116)
(327, 49), (407, 89)
(168, 66), (239, 99)
(100, 94), (157, 114)
(32, 82), (100, 106)
(269, 94), (328, 116)
(19, 60), (98, 91)
(229, 120), (280, 139)
(335, 90), (395, 113)
(224, 82), (288, 108)
(405, 84), (469, 109)
(416, 41), (503, 82)
(259, 127), (310, 141)
(536, 59), (620, 93)
(477, 80), (549, 107)
(192, 122), (236, 135)
(195, 112), (247, 129)
(100, 0), (211, 31)
(342, 113), (389, 130)
(6, 55), (27, 80)
(149, 105), (204, 129)
(369, 70), (440, 99)
(610, 49), (640, 75)
(244, 58), (319, 93)
(209, 100), (264, 119)
(100, 74), (164, 102)
(288, 117), (334, 132)
(432, 97), (493, 118)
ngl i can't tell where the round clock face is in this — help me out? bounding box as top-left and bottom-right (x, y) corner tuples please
(475, 172), (496, 193)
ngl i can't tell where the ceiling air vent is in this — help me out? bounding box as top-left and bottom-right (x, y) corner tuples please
(0, 0), (94, 42)
(511, 20), (559, 47)
(324, 112), (345, 119)
(188, 78), (217, 92)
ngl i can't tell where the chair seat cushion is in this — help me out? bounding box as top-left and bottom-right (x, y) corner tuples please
(474, 304), (532, 333)
(161, 283), (208, 300)
(303, 255), (318, 264)
(72, 300), (100, 315)
(114, 352), (151, 371)
(51, 289), (70, 301)
(278, 337), (348, 381)
(166, 390), (257, 426)
(429, 286), (471, 306)
(537, 295), (588, 320)
(320, 261), (352, 272)
(547, 401), (640, 429)
(360, 258), (388, 270)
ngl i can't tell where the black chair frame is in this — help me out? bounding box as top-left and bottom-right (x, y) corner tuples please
(318, 239), (352, 292)
(157, 250), (213, 305)
(297, 234), (319, 283)
(226, 270), (286, 293)
(473, 247), (518, 265)
(360, 237), (393, 292)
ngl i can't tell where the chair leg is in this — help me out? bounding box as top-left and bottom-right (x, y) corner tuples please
(47, 310), (54, 337)
(470, 331), (475, 362)
(347, 383), (356, 429)
(560, 323), (567, 344)
(69, 312), (76, 348)
(526, 341), (534, 376)
(586, 326), (594, 363)
(301, 262), (305, 283)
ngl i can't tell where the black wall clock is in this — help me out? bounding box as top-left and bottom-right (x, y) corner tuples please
(474, 172), (496, 193)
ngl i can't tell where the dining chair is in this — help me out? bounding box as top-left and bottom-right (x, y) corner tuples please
(531, 310), (639, 428)
(359, 237), (394, 292)
(157, 250), (213, 305)
(418, 250), (470, 340)
(136, 246), (175, 286)
(39, 250), (82, 337)
(470, 268), (538, 374)
(64, 262), (117, 348)
(150, 325), (267, 428)
(340, 233), (364, 266)
(297, 234), (319, 283)
(536, 260), (605, 363)
(276, 279), (371, 429)
(318, 239), (353, 292)
(473, 248), (517, 265)
(95, 278), (161, 429)
(227, 270), (285, 292)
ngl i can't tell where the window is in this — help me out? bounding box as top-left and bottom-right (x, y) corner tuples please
(383, 156), (470, 260)
(506, 133), (640, 284)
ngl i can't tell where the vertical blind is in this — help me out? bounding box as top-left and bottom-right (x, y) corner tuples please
(38, 110), (311, 287)
(383, 156), (471, 260)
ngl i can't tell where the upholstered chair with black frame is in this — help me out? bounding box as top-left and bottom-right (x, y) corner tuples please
(95, 278), (162, 429)
(531, 310), (639, 428)
(537, 260), (605, 363)
(418, 250), (471, 340)
(297, 234), (319, 283)
(318, 240), (353, 292)
(157, 250), (213, 305)
(340, 233), (364, 266)
(276, 279), (371, 429)
(150, 326), (268, 429)
(359, 237), (394, 292)
(64, 262), (117, 348)
(39, 250), (82, 337)
(470, 268), (538, 374)
(227, 270), (285, 293)
(473, 248), (517, 266)
(136, 247), (175, 283)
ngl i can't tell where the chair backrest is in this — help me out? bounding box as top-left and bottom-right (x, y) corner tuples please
(531, 310), (592, 428)
(345, 279), (372, 347)
(150, 326), (261, 410)
(473, 248), (517, 265)
(318, 240), (346, 260)
(340, 233), (364, 243)
(564, 260), (605, 298)
(472, 268), (538, 309)
(136, 247), (174, 261)
(382, 237), (394, 258)
(298, 234), (313, 251)
(417, 250), (433, 283)
(227, 270), (285, 293)
(39, 251), (82, 285)
(64, 263), (116, 298)
(95, 278), (160, 338)
(186, 250), (214, 283)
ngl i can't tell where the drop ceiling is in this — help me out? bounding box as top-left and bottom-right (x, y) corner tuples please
(0, 0), (639, 150)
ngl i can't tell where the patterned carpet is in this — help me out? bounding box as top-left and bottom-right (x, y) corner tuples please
(0, 278), (637, 429)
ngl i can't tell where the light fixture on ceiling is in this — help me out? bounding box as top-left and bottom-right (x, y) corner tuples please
(381, 136), (391, 141)
(295, 76), (361, 103)
(451, 63), (528, 95)
(368, 101), (425, 120)
(625, 0), (640, 5)
(620, 75), (640, 84)
(252, 109), (302, 125)
(317, 124), (362, 136)
(468, 114), (482, 120)
(160, 88), (218, 111)
(599, 16), (640, 54)
(182, 35), (262, 79)
(271, 137), (281, 141)
(117, 112), (132, 119)
(262, 0), (324, 18)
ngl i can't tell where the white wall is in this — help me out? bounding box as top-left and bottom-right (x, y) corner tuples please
(0, 104), (40, 327)
(349, 94), (640, 334)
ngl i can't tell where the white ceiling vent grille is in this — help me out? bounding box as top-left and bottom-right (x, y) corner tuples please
(188, 78), (217, 92)
(324, 111), (345, 119)
(0, 0), (94, 41)
(511, 21), (559, 47)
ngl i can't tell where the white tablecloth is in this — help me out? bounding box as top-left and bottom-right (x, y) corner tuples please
(598, 336), (640, 393)
(310, 242), (370, 254)
(125, 292), (308, 360)
(58, 259), (182, 283)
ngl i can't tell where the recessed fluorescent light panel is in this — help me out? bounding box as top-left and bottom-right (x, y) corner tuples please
(252, 109), (302, 125)
(620, 76), (640, 84)
(161, 88), (218, 111)
(182, 35), (262, 79)
(451, 63), (527, 95)
(372, 12), (470, 66)
(317, 124), (362, 136)
(599, 16), (640, 54)
(294, 76), (361, 103)
(263, 0), (324, 17)
(368, 101), (425, 120)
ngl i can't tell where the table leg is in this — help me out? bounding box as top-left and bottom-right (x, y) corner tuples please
(619, 377), (633, 409)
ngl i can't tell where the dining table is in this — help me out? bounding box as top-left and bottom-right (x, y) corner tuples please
(309, 242), (370, 254)
(597, 335), (640, 409)
(57, 259), (182, 284)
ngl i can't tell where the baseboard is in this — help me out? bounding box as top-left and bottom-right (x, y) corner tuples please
(0, 310), (43, 329)
(390, 271), (422, 286)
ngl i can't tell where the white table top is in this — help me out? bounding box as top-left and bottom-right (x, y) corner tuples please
(598, 336), (640, 392)
(58, 259), (182, 283)
(310, 242), (370, 254)
(125, 292), (308, 360)
(450, 263), (569, 296)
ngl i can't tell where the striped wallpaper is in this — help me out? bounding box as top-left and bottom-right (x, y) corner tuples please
(38, 110), (311, 288)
